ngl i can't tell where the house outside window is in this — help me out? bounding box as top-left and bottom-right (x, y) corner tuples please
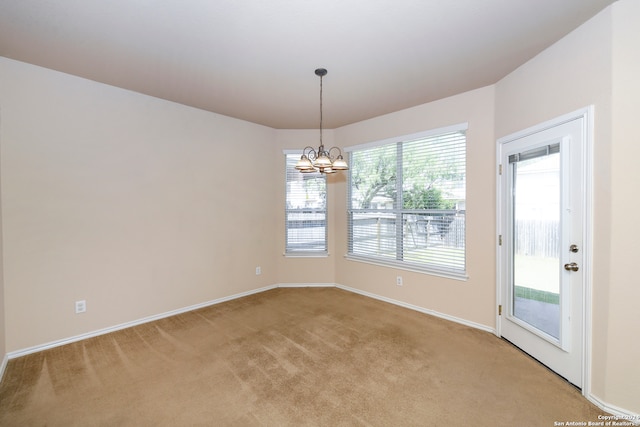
(285, 153), (327, 255)
(346, 125), (467, 278)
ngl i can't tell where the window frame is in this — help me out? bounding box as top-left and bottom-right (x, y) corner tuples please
(284, 150), (329, 257)
(344, 124), (468, 280)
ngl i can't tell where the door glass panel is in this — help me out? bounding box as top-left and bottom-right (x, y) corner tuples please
(511, 150), (560, 339)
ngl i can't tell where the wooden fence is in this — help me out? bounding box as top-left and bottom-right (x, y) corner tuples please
(514, 219), (559, 258)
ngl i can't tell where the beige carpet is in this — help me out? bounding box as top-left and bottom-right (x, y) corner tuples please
(0, 287), (604, 426)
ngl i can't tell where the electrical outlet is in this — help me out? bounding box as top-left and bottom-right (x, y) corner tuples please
(396, 276), (403, 286)
(255, 266), (261, 275)
(75, 300), (86, 314)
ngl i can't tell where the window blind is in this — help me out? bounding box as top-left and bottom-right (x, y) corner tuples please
(508, 142), (560, 163)
(285, 154), (327, 254)
(347, 127), (466, 277)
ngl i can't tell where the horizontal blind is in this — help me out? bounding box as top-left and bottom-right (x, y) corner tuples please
(285, 154), (327, 254)
(508, 142), (560, 163)
(348, 129), (466, 275)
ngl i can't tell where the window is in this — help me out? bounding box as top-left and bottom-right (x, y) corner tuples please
(285, 153), (327, 255)
(346, 125), (467, 278)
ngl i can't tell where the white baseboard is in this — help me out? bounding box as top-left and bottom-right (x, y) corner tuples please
(2, 282), (637, 423)
(335, 283), (496, 334)
(0, 353), (8, 383)
(4, 282), (494, 359)
(339, 284), (640, 422)
(277, 282), (336, 288)
(6, 284), (279, 360)
(279, 282), (494, 334)
(587, 394), (640, 426)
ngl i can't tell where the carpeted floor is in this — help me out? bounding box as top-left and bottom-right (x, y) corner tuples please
(0, 287), (604, 426)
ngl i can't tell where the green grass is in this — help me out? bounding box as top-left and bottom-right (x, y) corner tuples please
(403, 247), (465, 267)
(515, 285), (559, 305)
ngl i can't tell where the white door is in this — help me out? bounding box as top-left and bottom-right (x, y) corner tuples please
(497, 111), (589, 388)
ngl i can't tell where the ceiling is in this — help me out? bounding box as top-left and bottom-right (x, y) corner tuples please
(0, 0), (616, 129)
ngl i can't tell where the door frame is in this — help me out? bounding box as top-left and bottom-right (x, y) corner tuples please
(496, 106), (593, 396)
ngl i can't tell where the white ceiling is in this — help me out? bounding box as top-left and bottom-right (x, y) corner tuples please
(0, 0), (616, 129)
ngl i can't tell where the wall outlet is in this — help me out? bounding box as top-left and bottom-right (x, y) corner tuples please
(396, 276), (403, 286)
(255, 266), (261, 275)
(75, 300), (86, 314)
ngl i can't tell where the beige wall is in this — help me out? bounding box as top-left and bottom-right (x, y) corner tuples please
(333, 86), (496, 329)
(495, 0), (613, 402)
(1, 0), (638, 416)
(608, 0), (640, 413)
(0, 138), (4, 362)
(0, 57), (277, 352)
(495, 0), (640, 413)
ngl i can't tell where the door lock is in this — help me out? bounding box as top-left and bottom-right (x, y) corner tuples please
(564, 262), (579, 272)
(569, 244), (579, 253)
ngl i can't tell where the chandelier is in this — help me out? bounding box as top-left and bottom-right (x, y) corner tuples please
(295, 68), (348, 174)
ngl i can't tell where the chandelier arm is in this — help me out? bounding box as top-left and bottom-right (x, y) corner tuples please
(327, 146), (343, 161)
(302, 146), (318, 161)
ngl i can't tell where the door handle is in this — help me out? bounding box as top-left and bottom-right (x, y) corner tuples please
(564, 262), (579, 272)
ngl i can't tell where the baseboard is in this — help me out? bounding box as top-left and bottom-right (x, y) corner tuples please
(6, 284), (279, 360)
(277, 282), (336, 288)
(3, 282), (638, 423)
(335, 283), (496, 334)
(335, 283), (639, 421)
(0, 353), (8, 383)
(587, 394), (640, 426)
(6, 281), (492, 359)
(280, 282), (495, 334)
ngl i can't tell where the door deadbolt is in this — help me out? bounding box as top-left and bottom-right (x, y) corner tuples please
(569, 244), (579, 253)
(564, 262), (579, 272)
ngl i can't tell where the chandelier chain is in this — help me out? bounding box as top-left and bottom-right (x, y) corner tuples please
(319, 72), (323, 147)
(294, 68), (347, 174)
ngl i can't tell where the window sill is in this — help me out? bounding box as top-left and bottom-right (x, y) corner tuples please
(344, 254), (468, 281)
(284, 252), (329, 258)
